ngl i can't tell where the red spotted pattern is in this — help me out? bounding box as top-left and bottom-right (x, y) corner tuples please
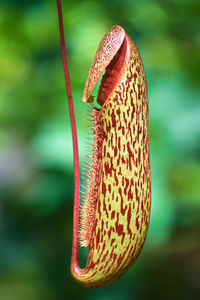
(73, 32), (151, 288)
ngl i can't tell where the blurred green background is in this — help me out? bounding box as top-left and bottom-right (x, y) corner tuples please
(0, 0), (200, 299)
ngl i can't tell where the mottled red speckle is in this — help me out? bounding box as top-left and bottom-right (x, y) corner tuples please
(111, 211), (115, 220)
(135, 216), (139, 230)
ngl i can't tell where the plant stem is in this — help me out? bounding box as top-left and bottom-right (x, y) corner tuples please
(56, 0), (80, 270)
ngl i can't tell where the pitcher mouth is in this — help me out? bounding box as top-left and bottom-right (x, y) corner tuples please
(97, 36), (129, 107)
(82, 25), (129, 107)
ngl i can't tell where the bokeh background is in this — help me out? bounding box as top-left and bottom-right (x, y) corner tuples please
(0, 0), (200, 299)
